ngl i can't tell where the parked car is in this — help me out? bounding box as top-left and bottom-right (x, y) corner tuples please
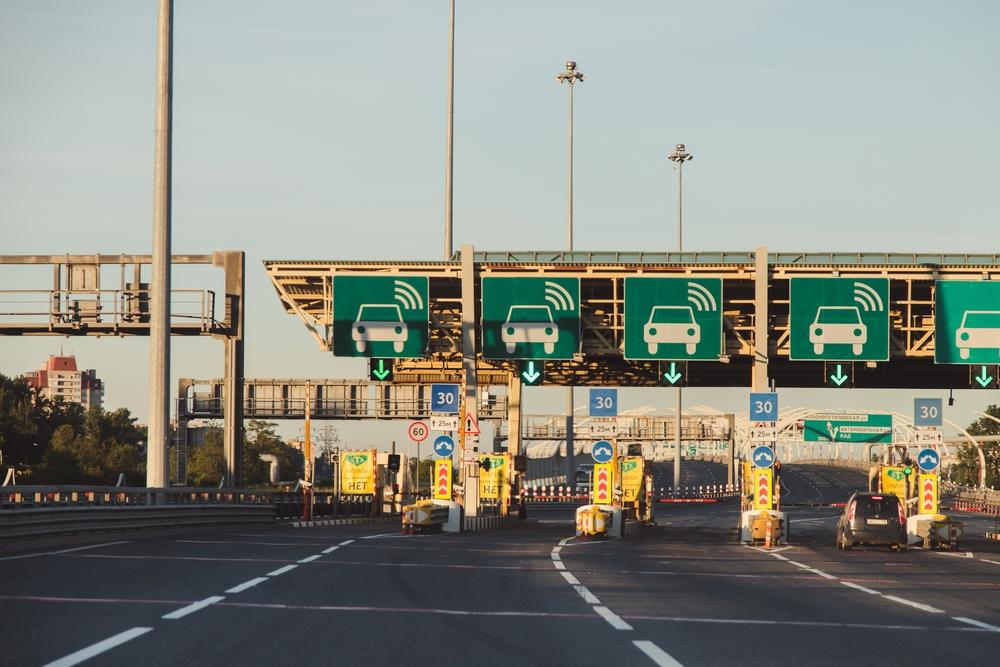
(836, 492), (906, 551)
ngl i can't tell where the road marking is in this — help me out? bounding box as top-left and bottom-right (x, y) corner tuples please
(552, 546), (563, 554)
(841, 581), (880, 595)
(267, 564), (299, 576)
(339, 539), (355, 546)
(298, 555), (321, 563)
(954, 616), (1000, 632)
(882, 595), (944, 614)
(551, 552), (562, 561)
(742, 545), (793, 553)
(321, 546), (340, 554)
(561, 571), (581, 585)
(225, 577), (269, 594)
(574, 585), (600, 604)
(787, 561), (811, 569)
(42, 627), (153, 667)
(557, 537), (574, 546)
(553, 560), (567, 570)
(162, 596), (225, 620)
(935, 551), (974, 559)
(173, 539), (308, 546)
(981, 559), (1000, 566)
(594, 605), (633, 630)
(770, 553), (789, 561)
(0, 540), (130, 562)
(807, 568), (838, 580)
(633, 640), (684, 667)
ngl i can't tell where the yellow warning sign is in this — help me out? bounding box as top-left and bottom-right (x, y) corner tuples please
(918, 473), (938, 515)
(621, 457), (644, 502)
(754, 467), (773, 510)
(881, 466), (907, 498)
(592, 463), (614, 504)
(341, 450), (376, 494)
(434, 459), (452, 500)
(479, 454), (508, 500)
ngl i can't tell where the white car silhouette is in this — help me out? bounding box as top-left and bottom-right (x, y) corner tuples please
(501, 305), (558, 354)
(644, 306), (700, 355)
(810, 306), (866, 355)
(956, 310), (1000, 360)
(352, 304), (407, 353)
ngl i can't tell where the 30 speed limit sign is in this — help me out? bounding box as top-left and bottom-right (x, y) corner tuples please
(408, 421), (429, 443)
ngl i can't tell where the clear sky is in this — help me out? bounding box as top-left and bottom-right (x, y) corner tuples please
(2, 1), (998, 454)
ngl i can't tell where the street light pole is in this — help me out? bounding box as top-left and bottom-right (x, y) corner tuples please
(668, 143), (692, 492)
(557, 60), (584, 489)
(443, 0), (455, 261)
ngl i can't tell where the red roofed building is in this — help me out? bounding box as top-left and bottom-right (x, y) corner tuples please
(23, 355), (104, 409)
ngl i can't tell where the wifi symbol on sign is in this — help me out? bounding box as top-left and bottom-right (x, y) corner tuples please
(394, 280), (424, 311)
(687, 282), (718, 312)
(853, 282), (884, 312)
(544, 281), (575, 311)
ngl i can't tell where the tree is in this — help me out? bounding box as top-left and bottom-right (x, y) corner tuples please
(187, 425), (225, 487)
(952, 405), (1000, 487)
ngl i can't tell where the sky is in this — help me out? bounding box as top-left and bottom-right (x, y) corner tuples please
(2, 1), (999, 456)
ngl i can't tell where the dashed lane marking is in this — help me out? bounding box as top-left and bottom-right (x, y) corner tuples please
(339, 539), (355, 546)
(841, 581), (880, 595)
(575, 585), (600, 604)
(594, 605), (633, 631)
(225, 577), (268, 594)
(0, 540), (130, 562)
(553, 560), (567, 570)
(954, 616), (1000, 632)
(321, 546), (340, 554)
(42, 627), (153, 667)
(298, 555), (321, 563)
(560, 571), (580, 585)
(266, 564), (299, 576)
(162, 596), (225, 620)
(882, 595), (944, 614)
(633, 640), (684, 667)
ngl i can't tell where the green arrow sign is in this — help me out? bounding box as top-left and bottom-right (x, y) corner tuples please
(623, 277), (724, 360)
(803, 413), (893, 443)
(829, 363), (849, 386)
(369, 358), (392, 381)
(481, 277), (580, 359)
(789, 278), (889, 361)
(975, 365), (994, 388)
(662, 361), (683, 385)
(519, 360), (544, 385)
(935, 281), (1000, 364)
(333, 275), (429, 358)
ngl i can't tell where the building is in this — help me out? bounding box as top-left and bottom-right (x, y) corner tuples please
(23, 355), (104, 409)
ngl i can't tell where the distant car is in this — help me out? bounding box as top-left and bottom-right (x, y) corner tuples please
(575, 463), (594, 490)
(502, 305), (558, 354)
(352, 304), (408, 353)
(956, 310), (1000, 360)
(836, 492), (906, 551)
(810, 306), (867, 355)
(644, 306), (700, 355)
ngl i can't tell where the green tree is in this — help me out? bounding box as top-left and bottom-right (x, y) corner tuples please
(187, 425), (225, 487)
(952, 405), (1000, 487)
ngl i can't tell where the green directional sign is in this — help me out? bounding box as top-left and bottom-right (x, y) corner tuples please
(789, 278), (890, 361)
(970, 364), (999, 389)
(368, 358), (393, 381)
(482, 277), (580, 360)
(824, 362), (853, 388)
(624, 277), (723, 360)
(803, 413), (893, 443)
(659, 361), (687, 386)
(935, 281), (1000, 364)
(333, 275), (429, 358)
(518, 360), (545, 386)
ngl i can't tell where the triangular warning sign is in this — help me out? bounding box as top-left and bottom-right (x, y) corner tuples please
(463, 413), (481, 435)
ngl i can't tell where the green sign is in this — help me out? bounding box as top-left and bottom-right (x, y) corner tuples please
(970, 364), (999, 389)
(481, 277), (580, 359)
(935, 281), (1000, 364)
(825, 362), (853, 388)
(368, 358), (393, 381)
(332, 275), (429, 357)
(624, 277), (723, 360)
(518, 360), (545, 386)
(789, 278), (889, 361)
(660, 361), (686, 386)
(803, 413), (893, 443)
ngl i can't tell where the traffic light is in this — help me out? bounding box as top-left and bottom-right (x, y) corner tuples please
(518, 360), (544, 386)
(368, 358), (393, 382)
(659, 361), (686, 386)
(387, 454), (400, 472)
(969, 365), (999, 389)
(824, 362), (853, 388)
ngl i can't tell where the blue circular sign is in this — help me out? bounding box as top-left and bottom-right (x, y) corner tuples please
(917, 448), (940, 472)
(751, 446), (775, 468)
(433, 435), (455, 458)
(591, 440), (614, 464)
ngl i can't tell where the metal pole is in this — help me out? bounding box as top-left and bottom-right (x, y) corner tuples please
(303, 383), (312, 521)
(147, 0), (172, 490)
(667, 144), (692, 492)
(567, 81), (574, 251)
(444, 0), (455, 260)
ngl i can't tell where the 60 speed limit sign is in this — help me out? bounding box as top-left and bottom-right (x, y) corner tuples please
(408, 421), (429, 443)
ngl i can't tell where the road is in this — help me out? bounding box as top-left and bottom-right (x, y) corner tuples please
(3, 467), (1000, 666)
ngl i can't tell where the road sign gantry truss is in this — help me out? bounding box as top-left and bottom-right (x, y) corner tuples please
(264, 249), (1000, 388)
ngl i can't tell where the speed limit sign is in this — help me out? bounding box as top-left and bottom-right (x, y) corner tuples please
(408, 421), (429, 443)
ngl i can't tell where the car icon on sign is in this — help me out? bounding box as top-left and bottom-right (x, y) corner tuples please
(352, 304), (408, 353)
(644, 306), (700, 355)
(502, 305), (558, 354)
(810, 306), (867, 355)
(956, 310), (1000, 360)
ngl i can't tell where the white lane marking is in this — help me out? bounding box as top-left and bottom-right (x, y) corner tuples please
(935, 551), (974, 559)
(552, 546), (563, 554)
(633, 640), (684, 667)
(267, 564), (299, 576)
(339, 539), (355, 546)
(0, 540), (130, 562)
(574, 585), (601, 604)
(360, 533), (398, 539)
(594, 605), (633, 631)
(841, 581), (880, 595)
(742, 545), (793, 554)
(981, 559), (1000, 566)
(807, 568), (838, 580)
(322, 546), (340, 554)
(883, 595), (944, 614)
(558, 537), (573, 546)
(770, 553), (789, 561)
(162, 596), (225, 620)
(553, 560), (567, 570)
(298, 555), (321, 563)
(225, 577), (269, 594)
(787, 561), (811, 569)
(561, 571), (581, 585)
(42, 627), (153, 667)
(954, 616), (1000, 632)
(551, 553), (562, 561)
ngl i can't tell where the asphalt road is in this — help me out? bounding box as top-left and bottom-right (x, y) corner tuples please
(3, 467), (1000, 666)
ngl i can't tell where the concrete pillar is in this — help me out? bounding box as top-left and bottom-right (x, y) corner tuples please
(460, 244), (480, 516)
(218, 251), (245, 487)
(753, 245), (769, 391)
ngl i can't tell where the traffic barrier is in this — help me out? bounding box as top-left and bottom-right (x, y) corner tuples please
(462, 514), (525, 532)
(402, 500), (451, 534)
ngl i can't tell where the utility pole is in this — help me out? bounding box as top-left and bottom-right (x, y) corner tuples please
(667, 143), (692, 492)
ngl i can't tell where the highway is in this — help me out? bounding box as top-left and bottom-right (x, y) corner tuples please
(3, 468), (1000, 666)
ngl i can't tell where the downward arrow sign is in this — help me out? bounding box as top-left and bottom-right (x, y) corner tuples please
(663, 362), (682, 385)
(372, 359), (390, 380)
(976, 366), (993, 388)
(829, 364), (848, 386)
(521, 361), (541, 383)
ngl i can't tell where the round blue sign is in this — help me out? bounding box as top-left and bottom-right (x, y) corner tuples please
(751, 446), (775, 468)
(916, 448), (940, 472)
(591, 440), (614, 464)
(433, 434), (455, 458)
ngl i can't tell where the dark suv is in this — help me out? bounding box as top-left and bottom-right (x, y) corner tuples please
(836, 492), (906, 552)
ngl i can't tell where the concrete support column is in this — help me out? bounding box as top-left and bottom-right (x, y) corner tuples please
(218, 251), (245, 487)
(460, 244), (480, 516)
(753, 245), (769, 391)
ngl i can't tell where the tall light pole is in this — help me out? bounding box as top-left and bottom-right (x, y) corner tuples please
(668, 143), (692, 491)
(443, 0), (455, 261)
(557, 60), (583, 489)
